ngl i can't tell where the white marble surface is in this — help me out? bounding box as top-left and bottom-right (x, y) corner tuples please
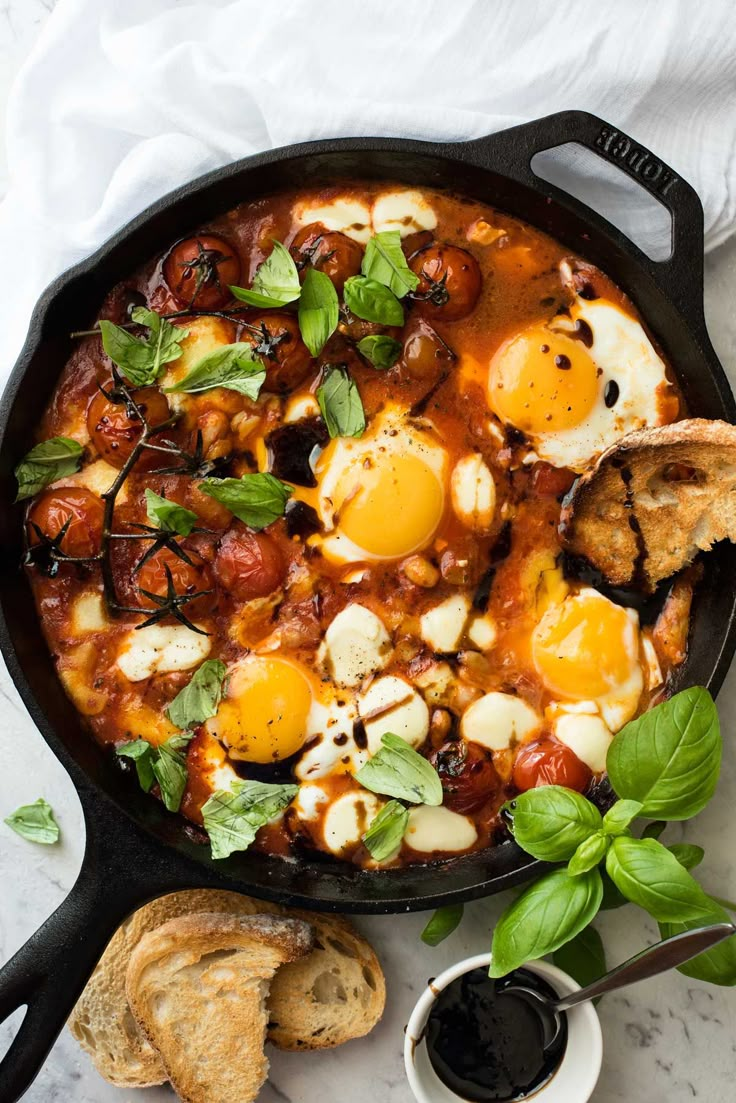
(1, 4), (736, 1102)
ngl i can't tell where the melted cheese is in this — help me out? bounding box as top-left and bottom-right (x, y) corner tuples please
(420, 594), (471, 653)
(358, 675), (429, 754)
(404, 805), (477, 853)
(117, 624), (211, 681)
(461, 692), (542, 751)
(320, 604), (392, 687)
(322, 791), (384, 855)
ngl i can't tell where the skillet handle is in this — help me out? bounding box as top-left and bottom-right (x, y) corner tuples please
(456, 109), (704, 316)
(0, 794), (202, 1102)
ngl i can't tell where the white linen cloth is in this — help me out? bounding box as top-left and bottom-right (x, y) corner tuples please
(1, 0), (735, 372)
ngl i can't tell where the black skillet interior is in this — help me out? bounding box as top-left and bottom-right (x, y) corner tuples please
(0, 111), (735, 1100)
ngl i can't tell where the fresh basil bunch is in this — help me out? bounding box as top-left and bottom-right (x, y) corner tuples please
(487, 687), (736, 987)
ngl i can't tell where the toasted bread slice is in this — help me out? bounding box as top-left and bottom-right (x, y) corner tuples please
(68, 889), (280, 1087)
(268, 911), (385, 1050)
(125, 913), (312, 1103)
(560, 419), (736, 590)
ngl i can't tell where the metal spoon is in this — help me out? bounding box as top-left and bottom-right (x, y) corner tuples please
(502, 922), (735, 1049)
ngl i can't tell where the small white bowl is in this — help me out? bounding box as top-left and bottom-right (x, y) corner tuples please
(404, 953), (602, 1103)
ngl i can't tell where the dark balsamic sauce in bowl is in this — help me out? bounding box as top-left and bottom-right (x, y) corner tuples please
(426, 967), (567, 1102)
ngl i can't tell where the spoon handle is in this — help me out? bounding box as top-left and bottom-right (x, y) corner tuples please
(553, 922), (735, 1012)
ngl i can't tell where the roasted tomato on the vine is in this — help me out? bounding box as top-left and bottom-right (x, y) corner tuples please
(27, 487), (104, 559)
(136, 546), (215, 618)
(409, 243), (482, 321)
(429, 739), (500, 814)
(512, 737), (592, 793)
(242, 314), (314, 393)
(162, 234), (241, 310)
(214, 524), (286, 601)
(289, 223), (364, 293)
(87, 386), (171, 470)
(401, 318), (456, 383)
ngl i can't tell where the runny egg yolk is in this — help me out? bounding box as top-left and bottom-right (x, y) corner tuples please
(213, 657), (312, 764)
(335, 452), (444, 558)
(489, 328), (598, 434)
(532, 592), (638, 701)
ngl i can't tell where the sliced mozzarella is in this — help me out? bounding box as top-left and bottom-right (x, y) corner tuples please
(404, 805), (477, 853)
(284, 394), (321, 423)
(293, 783), (330, 821)
(420, 594), (471, 653)
(297, 695), (367, 780)
(450, 454), (496, 531)
(322, 791), (384, 856)
(372, 190), (437, 237)
(68, 459), (128, 503)
(117, 624), (211, 681)
(320, 604), (392, 687)
(295, 197), (372, 244)
(70, 591), (108, 635)
(358, 675), (429, 754)
(554, 712), (613, 773)
(467, 614), (497, 651)
(413, 661), (454, 703)
(461, 691), (542, 751)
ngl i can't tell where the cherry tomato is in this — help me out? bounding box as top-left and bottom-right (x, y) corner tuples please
(27, 487), (104, 558)
(429, 739), (500, 814)
(214, 525), (286, 601)
(136, 546), (215, 618)
(512, 738), (592, 793)
(409, 244), (482, 321)
(86, 387), (171, 470)
(402, 318), (456, 382)
(530, 462), (576, 499)
(290, 223), (364, 293)
(242, 313), (314, 393)
(162, 234), (241, 310)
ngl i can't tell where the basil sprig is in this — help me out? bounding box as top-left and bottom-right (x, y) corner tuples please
(100, 307), (188, 386)
(356, 733), (442, 806)
(361, 230), (419, 298)
(15, 437), (83, 501)
(4, 798), (60, 844)
(421, 904), (465, 947)
(317, 366), (365, 439)
(166, 659), (227, 730)
(298, 268), (339, 357)
(202, 779), (298, 859)
(164, 343), (265, 398)
(357, 334), (402, 370)
(363, 799), (408, 861)
(343, 276), (404, 326)
(116, 733), (194, 812)
(144, 489), (199, 536)
(230, 241), (301, 308)
(199, 472), (292, 530)
(488, 688), (736, 987)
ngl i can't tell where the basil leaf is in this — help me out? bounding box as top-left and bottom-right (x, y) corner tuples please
(421, 904), (465, 947)
(199, 472), (292, 530)
(361, 231), (420, 298)
(357, 334), (402, 370)
(116, 737), (155, 792)
(607, 687), (720, 819)
(489, 868), (603, 978)
(4, 798), (60, 845)
(144, 489), (199, 536)
(507, 786), (602, 862)
(602, 799), (643, 836)
(355, 733), (443, 806)
(152, 735), (193, 812)
(605, 836), (714, 922)
(659, 900), (736, 986)
(164, 343), (266, 398)
(553, 925), (607, 997)
(166, 660), (227, 731)
(298, 268), (339, 357)
(15, 437), (83, 501)
(230, 240), (300, 307)
(567, 833), (609, 876)
(641, 820), (667, 841)
(317, 367), (365, 439)
(343, 276), (404, 326)
(100, 308), (187, 386)
(202, 779), (298, 859)
(363, 799), (408, 861)
(668, 842), (705, 870)
(599, 870), (627, 910)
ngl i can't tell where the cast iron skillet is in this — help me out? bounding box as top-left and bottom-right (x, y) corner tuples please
(0, 110), (734, 1099)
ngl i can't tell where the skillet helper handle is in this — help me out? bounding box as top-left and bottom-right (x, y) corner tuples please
(458, 109), (705, 315)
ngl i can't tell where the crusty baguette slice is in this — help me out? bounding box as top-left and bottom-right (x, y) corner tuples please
(560, 419), (736, 589)
(125, 913), (312, 1103)
(68, 889), (280, 1087)
(267, 911), (385, 1050)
